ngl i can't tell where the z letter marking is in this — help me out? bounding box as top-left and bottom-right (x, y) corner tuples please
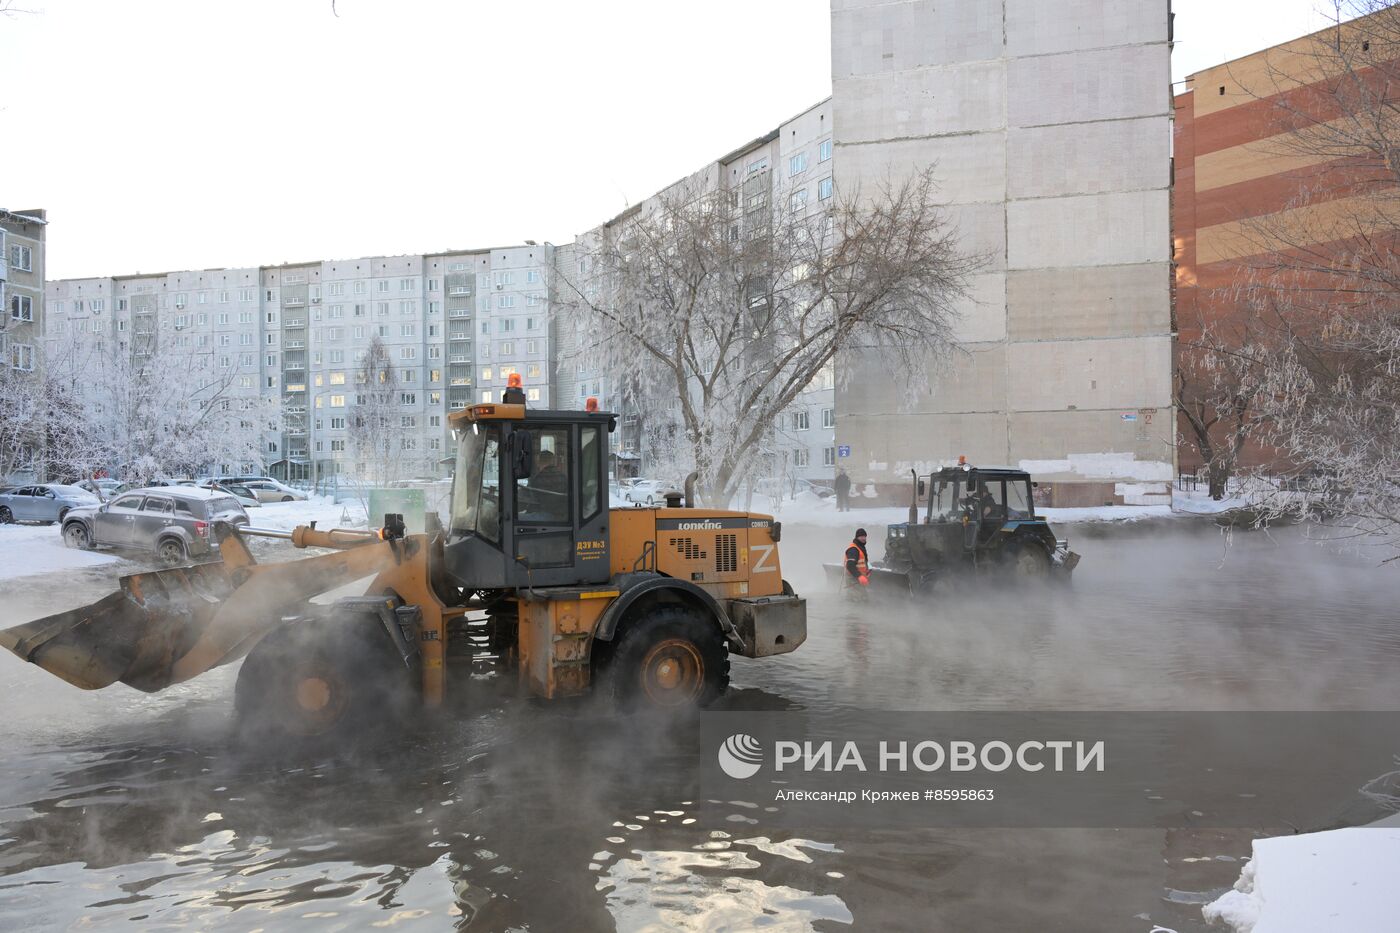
(751, 543), (776, 573)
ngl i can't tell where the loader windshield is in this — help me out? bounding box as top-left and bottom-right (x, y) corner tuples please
(451, 422), (502, 543)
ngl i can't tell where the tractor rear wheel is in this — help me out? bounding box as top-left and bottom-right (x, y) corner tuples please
(1008, 542), (1052, 579)
(604, 606), (728, 710)
(235, 617), (416, 744)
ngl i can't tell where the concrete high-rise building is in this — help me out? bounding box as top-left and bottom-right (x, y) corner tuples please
(46, 245), (557, 482)
(830, 0), (1176, 505)
(1, 208), (48, 483)
(2, 209), (46, 381)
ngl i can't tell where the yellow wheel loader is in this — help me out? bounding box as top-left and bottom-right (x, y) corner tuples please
(0, 398), (807, 737)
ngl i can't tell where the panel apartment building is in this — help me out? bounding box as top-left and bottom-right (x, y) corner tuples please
(831, 0), (1176, 505)
(1, 209), (48, 483)
(555, 99), (840, 488)
(46, 245), (556, 481)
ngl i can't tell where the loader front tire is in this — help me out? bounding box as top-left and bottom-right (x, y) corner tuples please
(235, 617), (415, 744)
(604, 606), (728, 710)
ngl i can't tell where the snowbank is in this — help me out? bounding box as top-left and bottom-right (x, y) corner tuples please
(741, 492), (1178, 528)
(1203, 814), (1400, 932)
(245, 496), (369, 532)
(0, 523), (120, 581)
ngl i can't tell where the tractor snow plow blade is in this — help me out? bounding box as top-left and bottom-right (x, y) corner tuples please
(822, 563), (912, 596)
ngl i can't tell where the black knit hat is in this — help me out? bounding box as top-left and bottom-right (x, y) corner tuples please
(855, 528), (867, 537)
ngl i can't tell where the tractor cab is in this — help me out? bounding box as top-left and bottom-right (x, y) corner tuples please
(880, 459), (1078, 587)
(447, 390), (616, 590)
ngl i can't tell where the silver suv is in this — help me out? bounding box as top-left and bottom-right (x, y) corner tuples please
(61, 487), (249, 565)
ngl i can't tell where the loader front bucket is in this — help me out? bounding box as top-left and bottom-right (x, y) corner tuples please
(0, 562), (242, 692)
(0, 530), (401, 694)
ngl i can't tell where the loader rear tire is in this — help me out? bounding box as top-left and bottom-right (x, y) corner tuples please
(604, 606), (728, 710)
(235, 617), (415, 745)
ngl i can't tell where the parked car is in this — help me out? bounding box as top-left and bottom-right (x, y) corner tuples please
(199, 481), (261, 509)
(237, 479), (307, 503)
(0, 484), (101, 525)
(623, 479), (673, 506)
(77, 478), (129, 500)
(61, 486), (249, 565)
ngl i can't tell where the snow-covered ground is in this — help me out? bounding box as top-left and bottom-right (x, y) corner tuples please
(0, 521), (121, 581)
(244, 495), (369, 532)
(741, 488), (1243, 527)
(1204, 813), (1400, 931)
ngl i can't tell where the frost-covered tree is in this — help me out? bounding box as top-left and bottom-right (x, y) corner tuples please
(556, 168), (976, 504)
(347, 336), (406, 487)
(44, 326), (277, 483)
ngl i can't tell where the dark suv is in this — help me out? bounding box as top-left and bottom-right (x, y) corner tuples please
(61, 487), (249, 565)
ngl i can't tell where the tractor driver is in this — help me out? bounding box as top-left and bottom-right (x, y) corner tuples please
(524, 448), (568, 523)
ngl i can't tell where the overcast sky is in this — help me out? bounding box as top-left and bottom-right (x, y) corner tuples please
(1, 0), (1348, 280)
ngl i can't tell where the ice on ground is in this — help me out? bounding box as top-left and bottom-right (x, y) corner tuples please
(1203, 814), (1400, 932)
(739, 492), (1177, 528)
(0, 523), (120, 580)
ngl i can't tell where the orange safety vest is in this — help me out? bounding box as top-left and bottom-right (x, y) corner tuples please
(844, 542), (868, 584)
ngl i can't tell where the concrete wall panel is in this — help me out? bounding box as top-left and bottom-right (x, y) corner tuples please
(838, 132), (1008, 204)
(1007, 262), (1170, 340)
(1007, 190), (1170, 269)
(1006, 335), (1172, 412)
(1008, 409), (1174, 472)
(834, 60), (1007, 143)
(832, 0), (1003, 77)
(1005, 0), (1166, 58)
(839, 345), (1006, 416)
(950, 272), (1008, 344)
(1008, 117), (1169, 200)
(839, 411), (1010, 475)
(1007, 43), (1170, 128)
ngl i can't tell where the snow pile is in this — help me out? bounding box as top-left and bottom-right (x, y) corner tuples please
(0, 523), (120, 581)
(246, 496), (369, 532)
(1203, 815), (1400, 932)
(1019, 452), (1174, 483)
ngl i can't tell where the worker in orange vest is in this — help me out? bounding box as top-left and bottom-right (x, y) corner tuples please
(844, 528), (870, 592)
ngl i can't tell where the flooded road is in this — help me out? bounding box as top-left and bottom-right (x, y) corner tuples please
(1, 520), (1398, 931)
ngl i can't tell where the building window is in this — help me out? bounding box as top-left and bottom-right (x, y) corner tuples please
(526, 269), (541, 284)
(789, 152), (808, 176)
(401, 324), (416, 337)
(526, 388), (540, 402)
(792, 410), (809, 431)
(330, 394), (345, 407)
(822, 408), (834, 428)
(401, 392), (417, 405)
(377, 280), (390, 293)
(481, 367), (493, 381)
(819, 138), (832, 162)
(9, 295), (33, 322)
(330, 372), (346, 385)
(790, 189), (809, 213)
(497, 295), (516, 309)
(8, 245), (32, 272)
(331, 439), (346, 452)
(526, 363), (541, 378)
(400, 300), (416, 315)
(823, 447), (836, 466)
(500, 341), (514, 355)
(481, 321), (490, 334)
(818, 177), (833, 201)
(748, 157), (768, 174)
(378, 302), (389, 316)
(400, 347), (417, 360)
(500, 318), (515, 332)
(794, 448), (809, 467)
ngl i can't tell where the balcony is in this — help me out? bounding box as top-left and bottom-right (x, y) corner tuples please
(449, 378), (471, 386)
(285, 429), (307, 438)
(449, 401), (466, 410)
(449, 332), (470, 342)
(284, 362), (305, 371)
(448, 287), (471, 297)
(449, 309), (471, 318)
(285, 384), (306, 393)
(283, 297), (305, 307)
(284, 340), (305, 349)
(283, 319), (306, 328)
(284, 406), (306, 415)
(449, 355), (469, 364)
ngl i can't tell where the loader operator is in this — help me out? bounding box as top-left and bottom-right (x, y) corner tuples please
(844, 528), (870, 592)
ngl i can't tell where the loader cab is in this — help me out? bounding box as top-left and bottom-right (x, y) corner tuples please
(446, 400), (616, 590)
